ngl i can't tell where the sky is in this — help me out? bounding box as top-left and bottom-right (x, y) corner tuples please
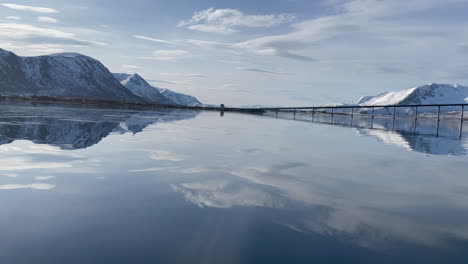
(1, 0), (468, 106)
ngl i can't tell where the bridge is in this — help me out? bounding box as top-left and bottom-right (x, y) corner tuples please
(200, 103), (467, 139)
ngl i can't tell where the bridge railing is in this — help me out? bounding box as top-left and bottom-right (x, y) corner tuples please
(214, 103), (467, 139)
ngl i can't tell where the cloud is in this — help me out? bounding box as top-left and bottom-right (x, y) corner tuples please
(0, 23), (107, 47)
(137, 49), (190, 61)
(171, 179), (281, 208)
(184, 0), (460, 62)
(149, 79), (180, 85)
(129, 166), (180, 173)
(100, 25), (111, 28)
(147, 79), (189, 85)
(7, 43), (65, 53)
(161, 72), (208, 78)
(0, 158), (72, 171)
(0, 23), (72, 38)
(0, 3), (59, 13)
(187, 24), (236, 34)
(187, 38), (315, 61)
(187, 39), (235, 50)
(208, 88), (250, 93)
(122, 64), (143, 69)
(178, 8), (295, 34)
(217, 59), (241, 64)
(35, 176), (56, 180)
(38, 16), (58, 23)
(238, 67), (289, 75)
(0, 183), (55, 190)
(5, 16), (20, 20)
(148, 150), (184, 161)
(133, 35), (180, 45)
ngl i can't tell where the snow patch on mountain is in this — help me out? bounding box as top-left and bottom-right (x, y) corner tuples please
(355, 95), (375, 105)
(155, 87), (202, 106)
(358, 83), (468, 106)
(114, 73), (202, 106)
(0, 49), (143, 103)
(113, 73), (174, 105)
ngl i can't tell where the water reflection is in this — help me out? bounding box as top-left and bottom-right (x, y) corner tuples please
(0, 103), (467, 263)
(171, 161), (468, 248)
(359, 129), (467, 155)
(0, 101), (199, 149)
(267, 111), (468, 156)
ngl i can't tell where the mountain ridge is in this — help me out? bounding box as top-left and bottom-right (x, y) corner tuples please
(355, 83), (468, 106)
(112, 73), (175, 105)
(0, 48), (147, 103)
(114, 72), (202, 106)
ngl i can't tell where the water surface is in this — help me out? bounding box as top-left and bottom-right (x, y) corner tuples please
(0, 102), (467, 264)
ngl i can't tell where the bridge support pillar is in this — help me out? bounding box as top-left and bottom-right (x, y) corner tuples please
(413, 106), (418, 134)
(436, 106), (441, 137)
(460, 105), (464, 139)
(220, 104), (225, 117)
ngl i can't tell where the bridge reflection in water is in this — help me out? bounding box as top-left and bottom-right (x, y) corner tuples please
(263, 110), (468, 156)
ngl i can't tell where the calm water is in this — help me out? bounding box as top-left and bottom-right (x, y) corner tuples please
(0, 102), (467, 264)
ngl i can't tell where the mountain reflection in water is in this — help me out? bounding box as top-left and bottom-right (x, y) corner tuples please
(0, 101), (199, 149)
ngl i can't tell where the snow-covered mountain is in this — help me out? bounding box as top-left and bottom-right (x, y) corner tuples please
(155, 87), (202, 107)
(0, 49), (143, 103)
(114, 73), (202, 106)
(113, 73), (175, 105)
(356, 83), (468, 106)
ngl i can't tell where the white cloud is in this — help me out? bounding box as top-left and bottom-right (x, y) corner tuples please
(0, 183), (55, 190)
(136, 149), (184, 162)
(4, 15), (20, 20)
(147, 79), (189, 86)
(1, 173), (17, 177)
(0, 158), (72, 171)
(133, 35), (180, 45)
(161, 72), (208, 78)
(0, 23), (73, 38)
(17, 44), (65, 53)
(0, 23), (107, 47)
(178, 8), (295, 34)
(137, 49), (190, 61)
(148, 150), (184, 161)
(35, 176), (56, 181)
(38, 16), (58, 23)
(187, 24), (236, 34)
(0, 3), (58, 13)
(122, 64), (143, 69)
(100, 24), (111, 28)
(238, 67), (289, 75)
(184, 0), (463, 62)
(171, 179), (280, 208)
(218, 59), (241, 64)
